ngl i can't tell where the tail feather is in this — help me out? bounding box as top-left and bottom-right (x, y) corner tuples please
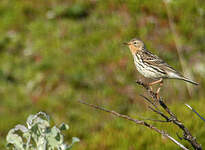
(167, 71), (199, 85)
(180, 77), (199, 85)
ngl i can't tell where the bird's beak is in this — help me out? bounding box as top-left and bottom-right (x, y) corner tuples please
(123, 42), (130, 45)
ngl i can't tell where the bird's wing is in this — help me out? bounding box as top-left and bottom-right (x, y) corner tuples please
(142, 50), (182, 77)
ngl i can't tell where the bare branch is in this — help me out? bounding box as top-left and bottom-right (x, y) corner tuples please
(141, 94), (171, 122)
(78, 100), (189, 150)
(141, 118), (168, 123)
(136, 80), (202, 150)
(185, 104), (205, 122)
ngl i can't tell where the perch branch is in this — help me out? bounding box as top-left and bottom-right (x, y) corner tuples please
(136, 80), (202, 150)
(79, 100), (188, 150)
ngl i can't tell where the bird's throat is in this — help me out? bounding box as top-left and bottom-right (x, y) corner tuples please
(129, 45), (140, 54)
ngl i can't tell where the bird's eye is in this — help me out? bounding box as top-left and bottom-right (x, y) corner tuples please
(134, 42), (137, 44)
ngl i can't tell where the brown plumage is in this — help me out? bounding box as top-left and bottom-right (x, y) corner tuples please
(125, 38), (198, 86)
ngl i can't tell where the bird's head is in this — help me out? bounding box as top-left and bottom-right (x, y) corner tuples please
(124, 38), (145, 54)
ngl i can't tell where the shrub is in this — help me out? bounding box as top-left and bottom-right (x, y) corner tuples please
(6, 112), (79, 150)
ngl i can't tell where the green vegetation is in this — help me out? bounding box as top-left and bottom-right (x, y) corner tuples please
(7, 112), (79, 150)
(0, 0), (204, 149)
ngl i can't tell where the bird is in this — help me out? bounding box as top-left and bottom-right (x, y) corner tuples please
(124, 38), (198, 94)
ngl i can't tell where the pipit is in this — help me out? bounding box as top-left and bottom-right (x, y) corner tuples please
(124, 38), (198, 94)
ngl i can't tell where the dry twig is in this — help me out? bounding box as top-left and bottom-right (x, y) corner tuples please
(78, 100), (188, 150)
(78, 79), (202, 150)
(136, 80), (202, 150)
(185, 104), (205, 122)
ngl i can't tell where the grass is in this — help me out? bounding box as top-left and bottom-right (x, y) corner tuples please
(0, 0), (204, 149)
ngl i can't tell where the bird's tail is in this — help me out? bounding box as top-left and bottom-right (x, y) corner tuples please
(180, 77), (199, 85)
(167, 71), (199, 85)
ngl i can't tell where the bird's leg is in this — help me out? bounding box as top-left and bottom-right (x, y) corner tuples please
(156, 79), (163, 99)
(148, 78), (163, 86)
(148, 78), (163, 100)
(148, 79), (162, 92)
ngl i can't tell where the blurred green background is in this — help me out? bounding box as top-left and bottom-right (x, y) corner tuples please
(0, 0), (205, 149)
